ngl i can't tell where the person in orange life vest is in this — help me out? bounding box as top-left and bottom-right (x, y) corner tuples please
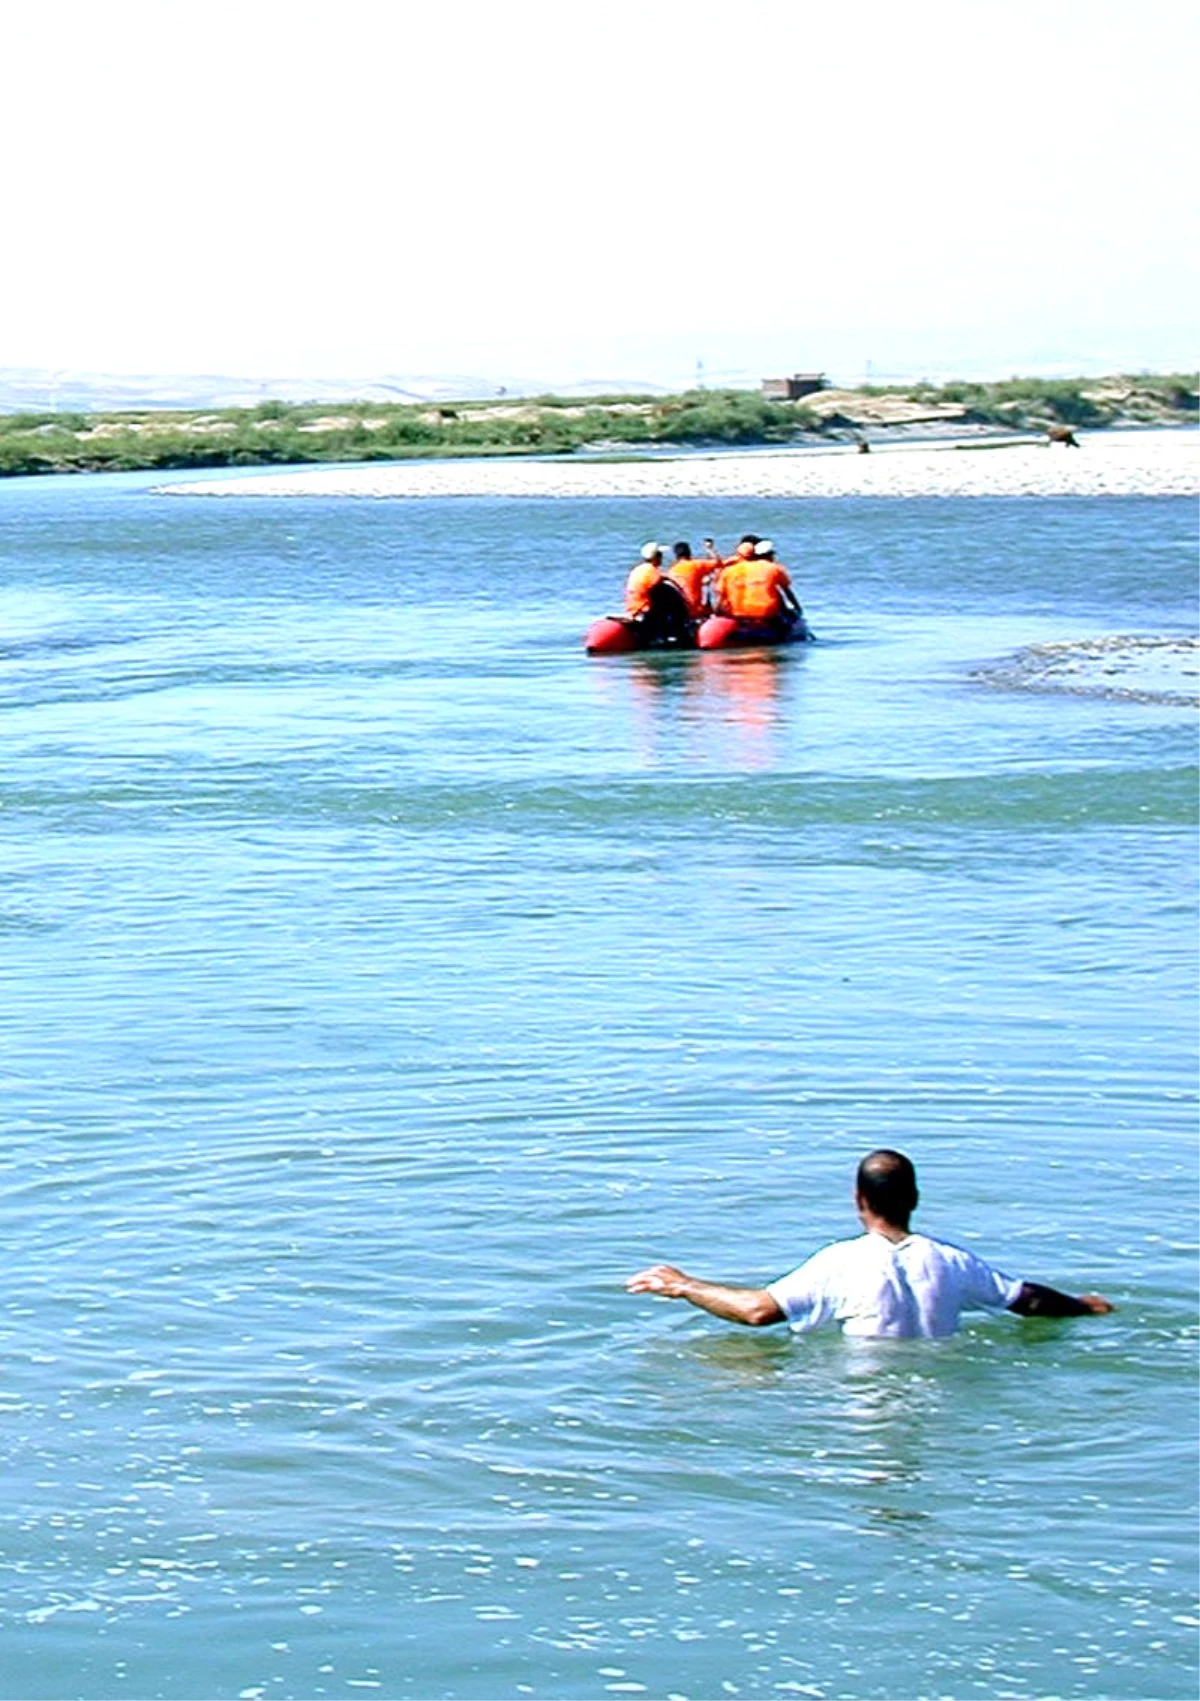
(709, 534), (760, 614)
(720, 534), (760, 570)
(666, 540), (717, 619)
(625, 542), (693, 644)
(715, 539), (801, 624)
(625, 542), (665, 616)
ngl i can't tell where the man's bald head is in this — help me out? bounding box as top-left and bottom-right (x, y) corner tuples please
(855, 1150), (919, 1230)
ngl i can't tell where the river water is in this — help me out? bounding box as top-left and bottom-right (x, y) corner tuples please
(1, 471), (1196, 1700)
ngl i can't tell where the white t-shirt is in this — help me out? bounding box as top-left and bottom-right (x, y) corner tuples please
(765, 1231), (1024, 1339)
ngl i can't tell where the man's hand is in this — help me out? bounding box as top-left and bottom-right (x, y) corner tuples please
(626, 1265), (784, 1326)
(1009, 1281), (1116, 1318)
(626, 1264), (693, 1297)
(1077, 1294), (1115, 1314)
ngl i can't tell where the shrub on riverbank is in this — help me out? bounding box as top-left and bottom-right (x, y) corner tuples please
(937, 378), (1106, 427)
(870, 373), (1198, 429)
(656, 390), (805, 443)
(0, 375), (1193, 477)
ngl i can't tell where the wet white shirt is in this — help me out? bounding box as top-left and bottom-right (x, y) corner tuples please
(765, 1231), (1024, 1339)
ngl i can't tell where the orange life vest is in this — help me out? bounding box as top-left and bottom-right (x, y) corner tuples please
(625, 561), (663, 617)
(667, 557), (714, 617)
(716, 558), (793, 621)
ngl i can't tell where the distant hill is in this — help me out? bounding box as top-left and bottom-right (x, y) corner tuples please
(0, 366), (673, 414)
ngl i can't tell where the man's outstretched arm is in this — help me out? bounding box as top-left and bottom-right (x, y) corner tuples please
(626, 1264), (784, 1326)
(1008, 1281), (1114, 1318)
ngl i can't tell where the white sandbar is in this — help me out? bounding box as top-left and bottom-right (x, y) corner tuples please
(974, 635), (1199, 706)
(157, 428), (1197, 500)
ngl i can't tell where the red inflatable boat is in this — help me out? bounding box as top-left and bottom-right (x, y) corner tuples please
(584, 611), (811, 654)
(584, 615), (690, 655)
(696, 612), (812, 649)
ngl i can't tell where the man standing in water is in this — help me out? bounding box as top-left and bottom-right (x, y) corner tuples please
(627, 1150), (1113, 1337)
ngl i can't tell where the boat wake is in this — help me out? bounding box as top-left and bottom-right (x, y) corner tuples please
(972, 635), (1199, 705)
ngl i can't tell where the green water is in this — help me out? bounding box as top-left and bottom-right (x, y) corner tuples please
(0, 474), (1196, 1699)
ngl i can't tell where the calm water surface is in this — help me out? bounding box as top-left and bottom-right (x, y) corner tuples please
(1, 472), (1196, 1700)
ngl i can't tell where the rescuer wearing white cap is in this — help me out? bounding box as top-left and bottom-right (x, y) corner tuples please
(714, 538), (802, 626)
(625, 543), (665, 617)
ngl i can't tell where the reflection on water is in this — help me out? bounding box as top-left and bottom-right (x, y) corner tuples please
(635, 1329), (950, 1496)
(599, 649), (796, 769)
(660, 1327), (796, 1384)
(698, 651), (790, 770)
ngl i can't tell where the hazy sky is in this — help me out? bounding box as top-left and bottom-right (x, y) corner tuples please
(5, 0), (1197, 386)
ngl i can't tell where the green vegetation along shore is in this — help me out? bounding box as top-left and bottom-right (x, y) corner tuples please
(0, 374), (1194, 478)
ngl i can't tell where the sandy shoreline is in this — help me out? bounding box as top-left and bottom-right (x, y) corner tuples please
(157, 427), (1197, 501)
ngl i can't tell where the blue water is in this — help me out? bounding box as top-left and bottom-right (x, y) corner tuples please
(1, 471), (1196, 1700)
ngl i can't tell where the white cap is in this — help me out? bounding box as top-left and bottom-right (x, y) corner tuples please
(754, 539), (775, 556)
(640, 542), (661, 560)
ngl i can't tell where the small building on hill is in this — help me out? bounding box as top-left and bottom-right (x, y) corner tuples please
(761, 373), (828, 401)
